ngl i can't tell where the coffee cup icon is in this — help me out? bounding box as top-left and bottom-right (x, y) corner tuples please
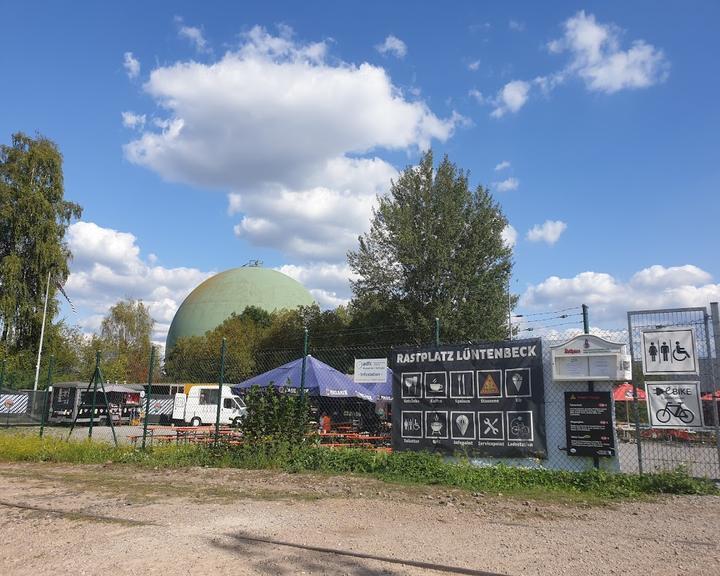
(428, 377), (443, 392)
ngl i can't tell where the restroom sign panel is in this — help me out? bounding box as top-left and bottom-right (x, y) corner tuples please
(641, 328), (697, 375)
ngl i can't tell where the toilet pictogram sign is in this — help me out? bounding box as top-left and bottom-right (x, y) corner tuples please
(641, 328), (697, 375)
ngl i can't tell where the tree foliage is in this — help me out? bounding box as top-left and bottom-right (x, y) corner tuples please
(0, 132), (82, 352)
(97, 299), (154, 382)
(164, 304), (354, 382)
(347, 150), (515, 343)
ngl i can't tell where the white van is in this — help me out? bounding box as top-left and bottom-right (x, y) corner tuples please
(172, 385), (247, 427)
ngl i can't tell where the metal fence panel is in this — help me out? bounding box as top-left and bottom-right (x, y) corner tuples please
(4, 306), (718, 479)
(627, 307), (720, 479)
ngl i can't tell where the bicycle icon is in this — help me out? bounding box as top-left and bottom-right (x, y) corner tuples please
(655, 401), (694, 424)
(510, 417), (530, 438)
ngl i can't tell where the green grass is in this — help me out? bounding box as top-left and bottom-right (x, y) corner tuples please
(0, 432), (716, 500)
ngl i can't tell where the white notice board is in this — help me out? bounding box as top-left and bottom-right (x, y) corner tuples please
(354, 358), (388, 383)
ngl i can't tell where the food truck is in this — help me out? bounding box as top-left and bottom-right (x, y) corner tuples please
(49, 382), (143, 425)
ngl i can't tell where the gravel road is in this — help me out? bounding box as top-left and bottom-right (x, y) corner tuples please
(0, 463), (718, 576)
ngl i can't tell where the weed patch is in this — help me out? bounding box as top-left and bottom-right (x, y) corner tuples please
(0, 433), (715, 500)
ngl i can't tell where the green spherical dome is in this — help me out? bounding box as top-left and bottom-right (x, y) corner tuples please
(166, 267), (315, 351)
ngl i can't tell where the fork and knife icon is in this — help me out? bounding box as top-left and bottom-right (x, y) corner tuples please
(456, 373), (469, 396)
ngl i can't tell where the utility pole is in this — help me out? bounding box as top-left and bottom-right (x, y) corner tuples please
(33, 270), (52, 391)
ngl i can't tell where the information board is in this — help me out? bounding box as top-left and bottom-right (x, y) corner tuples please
(354, 358), (388, 383)
(551, 335), (631, 381)
(646, 381), (703, 429)
(564, 391), (615, 457)
(641, 328), (697, 375)
(390, 339), (546, 458)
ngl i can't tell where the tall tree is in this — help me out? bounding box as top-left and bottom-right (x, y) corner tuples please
(347, 151), (515, 343)
(0, 132), (82, 352)
(100, 298), (154, 382)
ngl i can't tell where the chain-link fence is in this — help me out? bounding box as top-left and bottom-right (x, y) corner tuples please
(625, 307), (720, 478)
(3, 304), (719, 479)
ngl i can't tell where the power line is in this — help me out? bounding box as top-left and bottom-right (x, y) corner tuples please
(517, 320), (583, 333)
(512, 313), (582, 325)
(512, 306), (580, 319)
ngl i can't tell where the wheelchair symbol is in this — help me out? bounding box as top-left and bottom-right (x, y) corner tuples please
(672, 341), (690, 362)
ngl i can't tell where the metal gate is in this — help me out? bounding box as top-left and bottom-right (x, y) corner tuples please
(626, 306), (720, 478)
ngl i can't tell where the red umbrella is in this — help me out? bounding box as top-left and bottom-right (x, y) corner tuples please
(613, 383), (646, 426)
(613, 382), (646, 401)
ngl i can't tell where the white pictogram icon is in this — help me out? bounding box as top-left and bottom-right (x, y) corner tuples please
(456, 414), (469, 435)
(483, 417), (499, 435)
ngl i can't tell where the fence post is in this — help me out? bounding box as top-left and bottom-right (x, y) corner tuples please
(88, 351), (100, 439)
(435, 317), (440, 347)
(141, 347), (156, 450)
(706, 303), (720, 475)
(626, 312), (644, 475)
(39, 355), (53, 438)
(300, 327), (309, 395)
(215, 338), (227, 445)
(582, 304), (600, 470)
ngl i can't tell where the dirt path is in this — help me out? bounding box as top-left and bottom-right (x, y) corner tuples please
(0, 463), (718, 576)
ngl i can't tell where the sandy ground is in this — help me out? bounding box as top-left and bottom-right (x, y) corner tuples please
(0, 463), (718, 576)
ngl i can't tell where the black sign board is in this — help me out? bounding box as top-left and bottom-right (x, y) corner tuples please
(564, 391), (615, 457)
(390, 339), (546, 458)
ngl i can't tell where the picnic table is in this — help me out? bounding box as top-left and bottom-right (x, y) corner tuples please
(316, 431), (391, 448)
(129, 425), (242, 446)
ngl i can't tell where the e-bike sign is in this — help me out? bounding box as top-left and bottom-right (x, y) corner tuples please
(646, 382), (703, 429)
(641, 328), (697, 375)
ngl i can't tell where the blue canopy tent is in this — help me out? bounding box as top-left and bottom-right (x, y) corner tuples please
(359, 368), (393, 402)
(232, 355), (376, 402)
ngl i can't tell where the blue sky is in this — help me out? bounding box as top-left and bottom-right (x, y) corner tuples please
(2, 1), (719, 342)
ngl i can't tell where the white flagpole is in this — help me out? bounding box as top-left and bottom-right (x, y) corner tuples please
(33, 270), (52, 392)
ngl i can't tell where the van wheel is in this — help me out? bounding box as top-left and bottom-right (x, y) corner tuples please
(233, 417), (243, 427)
(190, 417), (202, 427)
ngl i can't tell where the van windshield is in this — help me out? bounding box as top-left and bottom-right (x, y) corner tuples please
(233, 397), (246, 409)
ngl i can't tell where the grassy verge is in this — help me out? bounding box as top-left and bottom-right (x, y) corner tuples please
(0, 433), (716, 500)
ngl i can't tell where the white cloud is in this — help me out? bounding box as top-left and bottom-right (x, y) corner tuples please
(629, 264), (712, 289)
(121, 111), (146, 130)
(494, 160), (511, 171)
(276, 262), (358, 308)
(375, 34), (407, 59)
(176, 16), (210, 54)
(123, 52), (140, 79)
(491, 80), (530, 117)
(526, 220), (567, 245)
(124, 26), (459, 264)
(501, 224), (518, 249)
(65, 222), (212, 341)
(468, 59), (481, 71)
(549, 11), (669, 93)
(493, 177), (519, 192)
(521, 265), (720, 328)
(489, 12), (668, 117)
(509, 20), (526, 32)
(468, 89), (486, 104)
(228, 156), (398, 259)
